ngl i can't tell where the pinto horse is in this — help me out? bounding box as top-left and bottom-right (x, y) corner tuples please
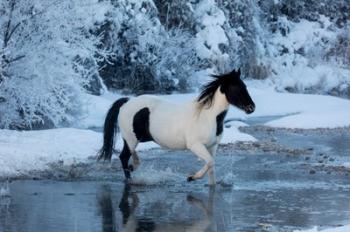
(98, 69), (255, 185)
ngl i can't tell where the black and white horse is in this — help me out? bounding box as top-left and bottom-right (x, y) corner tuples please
(98, 69), (255, 185)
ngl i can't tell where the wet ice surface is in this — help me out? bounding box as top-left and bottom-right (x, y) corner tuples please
(1, 123), (350, 232)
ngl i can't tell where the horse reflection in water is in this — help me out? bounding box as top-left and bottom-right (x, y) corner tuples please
(97, 185), (216, 232)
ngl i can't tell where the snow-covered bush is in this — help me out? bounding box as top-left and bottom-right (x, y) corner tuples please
(99, 0), (163, 93)
(262, 14), (350, 96)
(99, 0), (201, 93)
(153, 28), (200, 92)
(0, 0), (110, 129)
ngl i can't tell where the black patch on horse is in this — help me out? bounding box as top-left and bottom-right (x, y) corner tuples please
(216, 110), (227, 136)
(133, 107), (153, 142)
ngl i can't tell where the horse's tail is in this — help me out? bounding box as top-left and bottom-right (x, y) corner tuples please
(98, 97), (129, 161)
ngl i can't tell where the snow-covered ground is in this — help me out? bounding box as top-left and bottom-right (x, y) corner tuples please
(1, 88), (350, 178)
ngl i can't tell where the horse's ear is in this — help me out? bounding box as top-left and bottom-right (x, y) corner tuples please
(230, 69), (237, 75)
(230, 68), (241, 78)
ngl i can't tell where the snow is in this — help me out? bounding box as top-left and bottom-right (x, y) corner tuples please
(221, 122), (257, 143)
(79, 93), (116, 129)
(0, 128), (100, 177)
(256, 90), (350, 129)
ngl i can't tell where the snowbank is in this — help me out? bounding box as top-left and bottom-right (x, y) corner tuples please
(221, 121), (256, 143)
(0, 128), (101, 177)
(252, 89), (350, 129)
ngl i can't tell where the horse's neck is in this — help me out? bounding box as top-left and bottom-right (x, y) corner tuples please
(200, 88), (229, 118)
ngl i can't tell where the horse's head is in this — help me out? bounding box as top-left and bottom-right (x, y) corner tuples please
(219, 69), (255, 114)
(198, 68), (255, 114)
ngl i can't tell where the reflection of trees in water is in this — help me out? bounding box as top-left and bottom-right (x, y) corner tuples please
(97, 184), (216, 232)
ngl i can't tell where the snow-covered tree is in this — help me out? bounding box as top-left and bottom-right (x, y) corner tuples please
(0, 0), (111, 129)
(219, 0), (270, 79)
(153, 0), (195, 30)
(191, 0), (230, 73)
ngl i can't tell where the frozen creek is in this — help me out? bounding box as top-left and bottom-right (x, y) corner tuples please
(1, 124), (350, 232)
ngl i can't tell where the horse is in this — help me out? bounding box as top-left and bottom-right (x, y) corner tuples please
(98, 69), (255, 185)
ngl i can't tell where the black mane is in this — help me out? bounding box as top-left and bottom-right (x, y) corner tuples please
(197, 70), (240, 107)
(197, 75), (223, 107)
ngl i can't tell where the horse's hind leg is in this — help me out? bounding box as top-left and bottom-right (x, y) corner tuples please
(119, 140), (133, 179)
(120, 137), (139, 179)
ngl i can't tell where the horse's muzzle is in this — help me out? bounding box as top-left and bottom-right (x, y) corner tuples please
(245, 104), (255, 114)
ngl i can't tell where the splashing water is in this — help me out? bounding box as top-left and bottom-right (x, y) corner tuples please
(130, 165), (182, 186)
(217, 172), (235, 188)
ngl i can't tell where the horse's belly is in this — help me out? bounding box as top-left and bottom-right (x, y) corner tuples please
(150, 127), (187, 149)
(155, 138), (186, 150)
(149, 106), (187, 150)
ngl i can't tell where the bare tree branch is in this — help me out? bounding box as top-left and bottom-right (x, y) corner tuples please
(6, 22), (21, 45)
(8, 55), (25, 64)
(3, 0), (16, 48)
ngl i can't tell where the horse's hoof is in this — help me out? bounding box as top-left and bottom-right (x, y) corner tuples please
(187, 176), (195, 182)
(128, 164), (134, 172)
(124, 178), (132, 184)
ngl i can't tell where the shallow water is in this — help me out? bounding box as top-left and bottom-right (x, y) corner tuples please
(1, 124), (350, 232)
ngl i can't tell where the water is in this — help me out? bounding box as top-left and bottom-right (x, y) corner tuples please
(1, 124), (350, 232)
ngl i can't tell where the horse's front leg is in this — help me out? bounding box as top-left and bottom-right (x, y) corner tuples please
(207, 144), (218, 185)
(187, 143), (215, 185)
